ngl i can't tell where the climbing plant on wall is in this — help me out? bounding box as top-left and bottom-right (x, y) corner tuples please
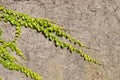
(0, 5), (99, 80)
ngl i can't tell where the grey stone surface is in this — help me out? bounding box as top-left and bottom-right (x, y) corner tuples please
(0, 0), (120, 80)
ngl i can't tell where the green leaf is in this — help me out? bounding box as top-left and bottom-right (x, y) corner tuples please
(0, 28), (2, 36)
(24, 22), (28, 27)
(48, 27), (54, 32)
(28, 22), (33, 28)
(61, 32), (65, 36)
(10, 20), (16, 25)
(76, 49), (82, 53)
(69, 37), (75, 42)
(20, 21), (24, 26)
(4, 18), (8, 22)
(30, 72), (34, 78)
(66, 34), (70, 39)
(49, 36), (53, 41)
(44, 30), (49, 37)
(7, 10), (13, 15)
(79, 42), (85, 47)
(64, 42), (70, 47)
(55, 41), (59, 47)
(81, 53), (92, 61)
(68, 45), (74, 52)
(44, 21), (49, 28)
(15, 22), (20, 26)
(32, 22), (37, 27)
(27, 72), (30, 77)
(55, 40), (61, 47)
(60, 43), (66, 49)
(13, 12), (16, 16)
(56, 30), (62, 37)
(0, 6), (4, 11)
(75, 40), (85, 47)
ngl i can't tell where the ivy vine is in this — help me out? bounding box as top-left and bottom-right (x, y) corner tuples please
(0, 5), (99, 80)
(0, 77), (2, 80)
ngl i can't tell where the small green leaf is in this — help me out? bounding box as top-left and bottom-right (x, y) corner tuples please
(44, 21), (49, 28)
(0, 28), (2, 36)
(13, 12), (16, 16)
(30, 72), (34, 78)
(57, 30), (62, 37)
(0, 6), (4, 11)
(79, 42), (85, 47)
(49, 36), (53, 41)
(20, 21), (24, 26)
(55, 40), (61, 47)
(28, 22), (33, 28)
(24, 22), (28, 27)
(76, 49), (82, 53)
(60, 43), (66, 49)
(10, 20), (15, 25)
(65, 34), (70, 39)
(27, 72), (30, 77)
(55, 41), (59, 47)
(69, 37), (75, 42)
(68, 45), (74, 52)
(44, 30), (49, 37)
(4, 18), (8, 22)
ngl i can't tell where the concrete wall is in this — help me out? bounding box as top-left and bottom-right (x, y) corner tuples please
(0, 0), (120, 80)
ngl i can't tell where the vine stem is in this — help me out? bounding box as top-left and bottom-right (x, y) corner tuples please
(84, 46), (100, 52)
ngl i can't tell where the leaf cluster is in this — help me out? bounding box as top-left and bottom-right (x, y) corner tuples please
(0, 5), (98, 80)
(0, 29), (41, 80)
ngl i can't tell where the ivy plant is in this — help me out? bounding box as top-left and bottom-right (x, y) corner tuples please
(0, 5), (99, 80)
(0, 77), (2, 80)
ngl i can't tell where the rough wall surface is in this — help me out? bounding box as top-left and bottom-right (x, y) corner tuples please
(0, 0), (120, 80)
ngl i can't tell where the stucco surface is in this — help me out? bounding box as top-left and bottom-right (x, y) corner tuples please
(0, 0), (120, 80)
